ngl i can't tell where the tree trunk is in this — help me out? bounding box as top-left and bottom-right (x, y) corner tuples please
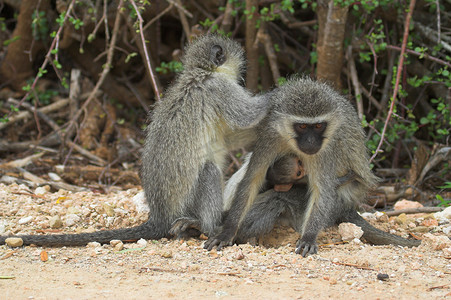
(316, 0), (348, 89)
(245, 0), (259, 93)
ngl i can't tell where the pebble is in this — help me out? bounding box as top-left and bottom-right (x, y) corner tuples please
(338, 222), (363, 242)
(5, 237), (23, 247)
(65, 214), (81, 226)
(435, 206), (451, 220)
(443, 226), (451, 235)
(395, 213), (408, 225)
(410, 226), (429, 233)
(87, 242), (101, 248)
(377, 273), (389, 281)
(50, 215), (63, 229)
(18, 216), (33, 225)
(421, 233), (451, 250)
(48, 172), (62, 181)
(136, 238), (147, 248)
(394, 199), (423, 210)
(34, 185), (50, 195)
(110, 240), (124, 251)
(102, 203), (115, 217)
(132, 191), (150, 213)
(161, 251), (173, 258)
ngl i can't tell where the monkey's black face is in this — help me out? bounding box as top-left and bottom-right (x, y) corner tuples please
(293, 122), (327, 155)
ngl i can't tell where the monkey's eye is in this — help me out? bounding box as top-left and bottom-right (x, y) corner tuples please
(296, 124), (307, 130)
(315, 123), (322, 129)
(297, 171), (302, 176)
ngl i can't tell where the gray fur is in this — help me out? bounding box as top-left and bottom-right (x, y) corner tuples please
(205, 77), (381, 255)
(0, 35), (267, 247)
(228, 159), (420, 249)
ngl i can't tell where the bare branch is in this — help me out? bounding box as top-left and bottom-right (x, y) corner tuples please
(370, 0), (416, 162)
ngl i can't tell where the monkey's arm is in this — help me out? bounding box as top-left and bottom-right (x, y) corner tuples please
(204, 145), (278, 250)
(215, 80), (270, 129)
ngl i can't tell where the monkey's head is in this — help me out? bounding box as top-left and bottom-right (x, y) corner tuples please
(182, 34), (245, 80)
(271, 77), (356, 157)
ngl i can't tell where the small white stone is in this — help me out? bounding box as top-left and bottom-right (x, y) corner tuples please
(443, 226), (451, 235)
(48, 172), (62, 181)
(132, 191), (149, 213)
(34, 185), (50, 195)
(18, 216), (33, 225)
(49, 215), (63, 229)
(136, 238), (147, 248)
(87, 242), (101, 248)
(435, 206), (451, 220)
(64, 214), (81, 226)
(338, 222), (363, 242)
(110, 240), (122, 247)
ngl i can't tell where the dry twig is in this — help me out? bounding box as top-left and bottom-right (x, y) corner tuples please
(370, 0), (416, 162)
(383, 207), (444, 216)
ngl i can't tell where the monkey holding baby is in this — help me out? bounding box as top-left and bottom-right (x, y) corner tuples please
(209, 77), (421, 256)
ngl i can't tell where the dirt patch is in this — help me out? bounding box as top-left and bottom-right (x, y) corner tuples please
(1, 184), (450, 299)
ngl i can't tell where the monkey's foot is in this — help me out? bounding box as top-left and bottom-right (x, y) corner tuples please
(203, 231), (235, 251)
(169, 217), (201, 238)
(295, 237), (318, 257)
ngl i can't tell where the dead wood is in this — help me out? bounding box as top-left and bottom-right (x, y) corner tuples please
(55, 165), (140, 185)
(383, 207), (444, 217)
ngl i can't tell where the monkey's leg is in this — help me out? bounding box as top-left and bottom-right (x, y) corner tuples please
(236, 185), (310, 243)
(235, 190), (288, 242)
(170, 162), (224, 238)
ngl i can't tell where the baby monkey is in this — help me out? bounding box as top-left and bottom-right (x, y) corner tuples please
(265, 154), (305, 192)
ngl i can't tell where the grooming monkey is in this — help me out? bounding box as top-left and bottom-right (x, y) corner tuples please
(205, 77), (418, 256)
(227, 154), (420, 248)
(0, 35), (268, 246)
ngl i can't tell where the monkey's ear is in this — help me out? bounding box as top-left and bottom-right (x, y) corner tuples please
(210, 45), (226, 66)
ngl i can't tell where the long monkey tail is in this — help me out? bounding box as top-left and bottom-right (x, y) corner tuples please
(341, 210), (421, 247)
(0, 220), (168, 246)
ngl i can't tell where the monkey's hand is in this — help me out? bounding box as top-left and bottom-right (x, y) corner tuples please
(203, 231), (235, 251)
(273, 183), (294, 192)
(295, 235), (318, 257)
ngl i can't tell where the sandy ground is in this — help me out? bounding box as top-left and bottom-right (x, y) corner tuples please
(1, 184), (450, 299)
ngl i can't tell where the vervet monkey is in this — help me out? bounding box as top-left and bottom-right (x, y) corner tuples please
(227, 154), (420, 248)
(205, 77), (386, 256)
(0, 35), (268, 246)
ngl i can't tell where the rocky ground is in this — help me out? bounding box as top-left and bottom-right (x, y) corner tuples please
(1, 183), (450, 299)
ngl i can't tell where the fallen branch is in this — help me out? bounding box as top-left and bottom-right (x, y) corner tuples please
(331, 261), (374, 271)
(0, 98), (70, 130)
(383, 207), (444, 217)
